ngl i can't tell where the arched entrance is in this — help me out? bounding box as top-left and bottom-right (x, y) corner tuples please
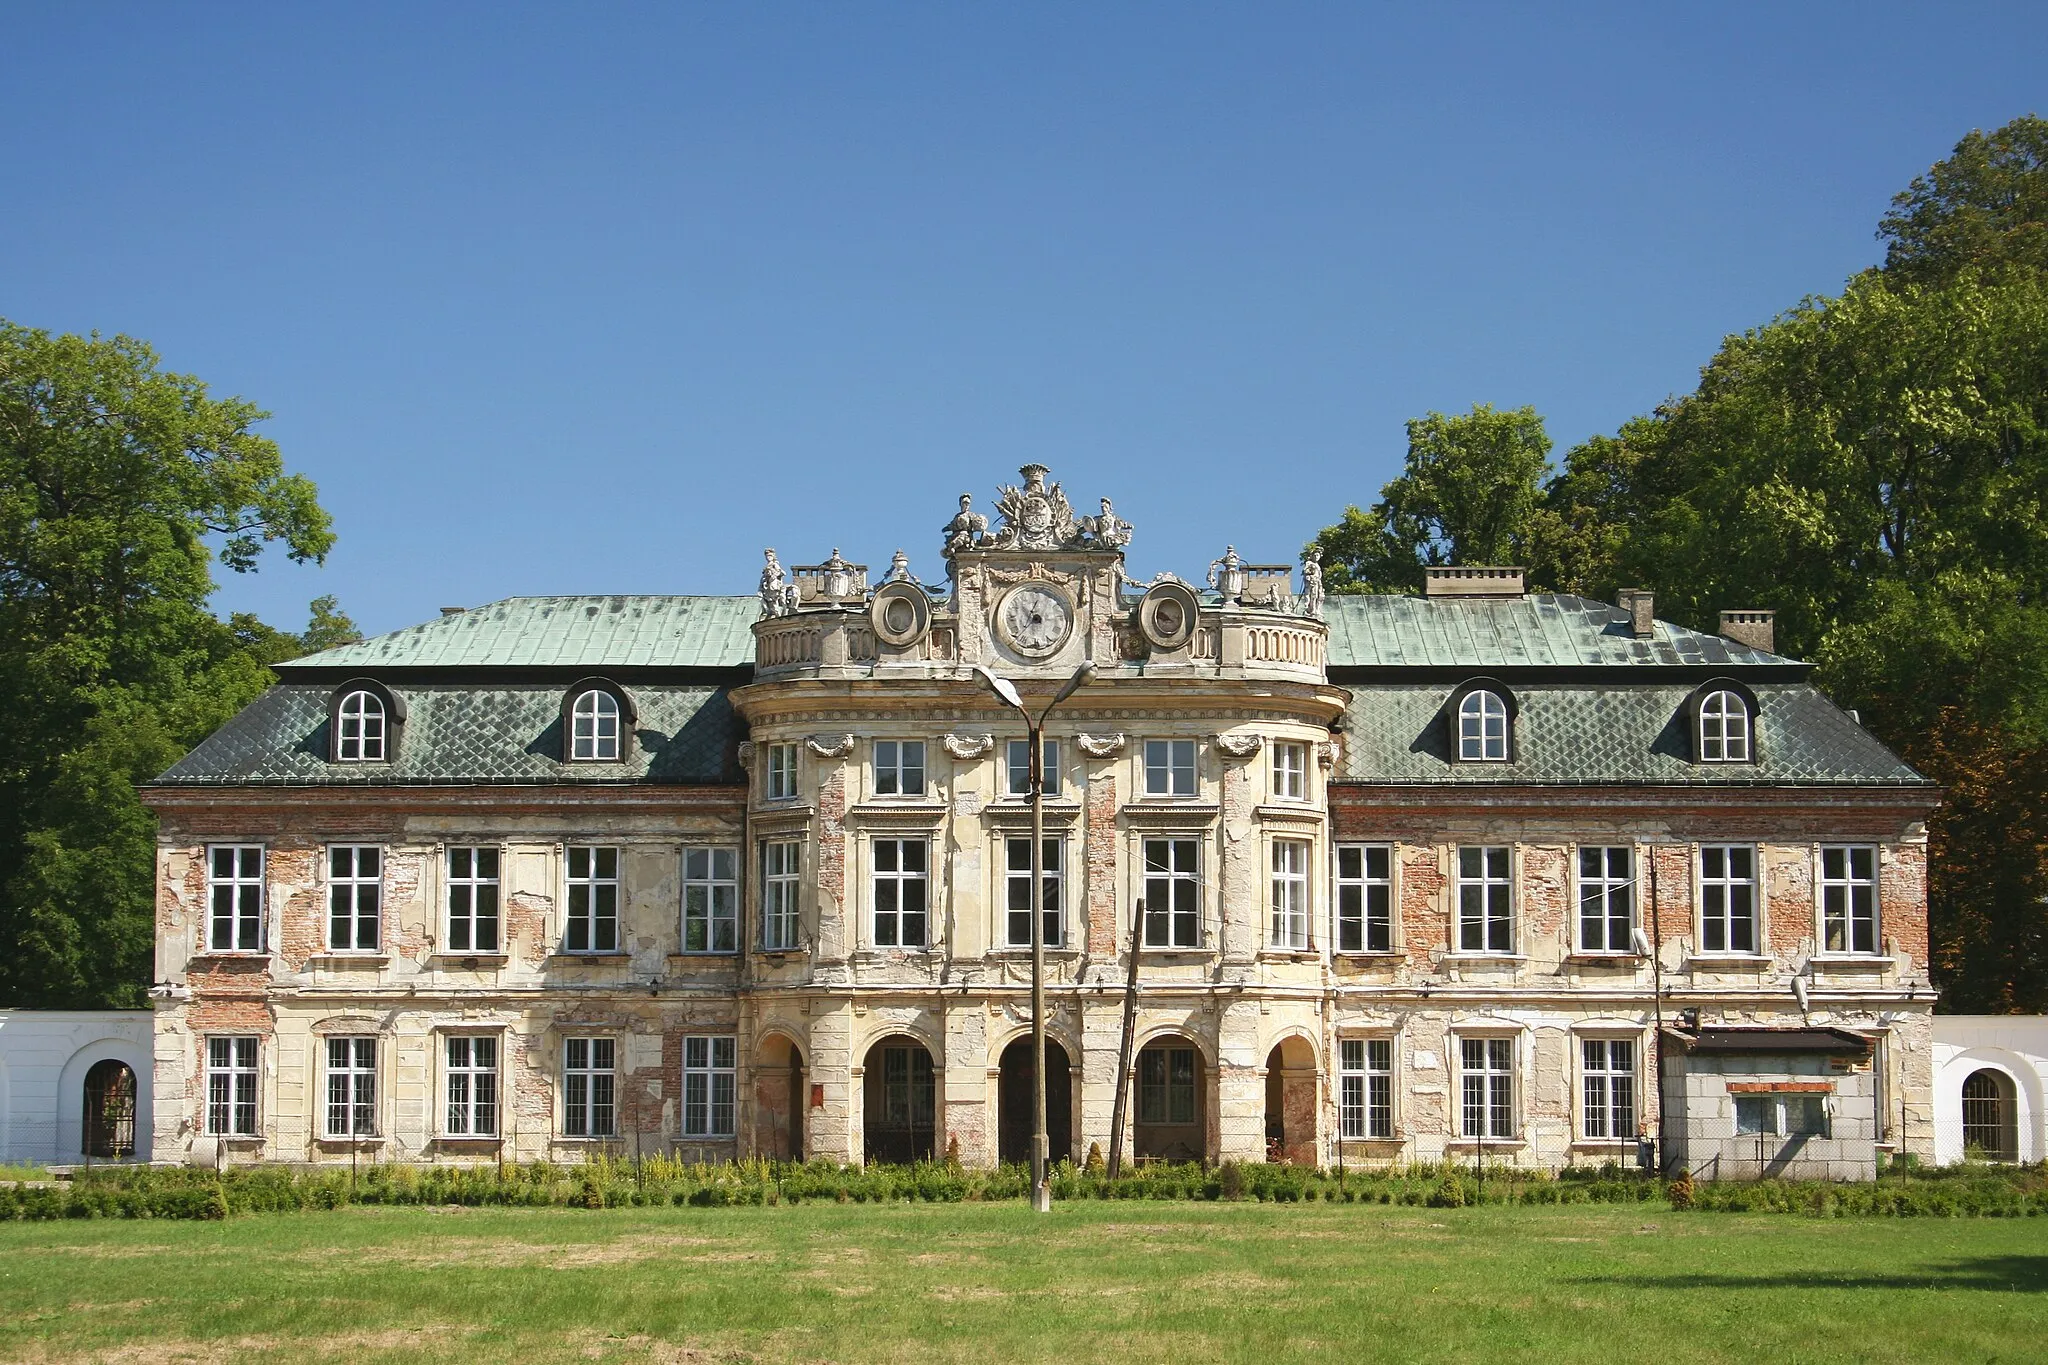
(1263, 1037), (1317, 1165)
(1134, 1037), (1205, 1163)
(83, 1060), (137, 1159)
(1962, 1069), (2018, 1161)
(997, 1038), (1072, 1166)
(754, 1035), (805, 1160)
(863, 1035), (936, 1164)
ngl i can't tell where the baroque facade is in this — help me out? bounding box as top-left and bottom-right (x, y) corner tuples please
(144, 467), (1938, 1176)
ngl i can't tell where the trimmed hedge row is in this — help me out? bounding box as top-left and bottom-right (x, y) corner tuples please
(2, 1157), (2041, 1221)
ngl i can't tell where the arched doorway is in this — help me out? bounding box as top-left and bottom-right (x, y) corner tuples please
(1134, 1037), (1205, 1163)
(754, 1035), (805, 1160)
(997, 1038), (1072, 1166)
(83, 1060), (137, 1159)
(863, 1036), (936, 1164)
(1263, 1037), (1317, 1165)
(1962, 1069), (2018, 1161)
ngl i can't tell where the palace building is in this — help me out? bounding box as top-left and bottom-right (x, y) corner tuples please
(143, 466), (1938, 1178)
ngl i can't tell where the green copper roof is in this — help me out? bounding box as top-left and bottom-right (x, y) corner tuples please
(1321, 593), (1796, 670)
(281, 596), (760, 672)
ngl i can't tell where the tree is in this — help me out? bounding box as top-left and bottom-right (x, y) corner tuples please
(1308, 404), (1554, 592)
(0, 320), (336, 1007)
(1880, 114), (2048, 285)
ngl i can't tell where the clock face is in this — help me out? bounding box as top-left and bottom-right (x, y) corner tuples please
(999, 584), (1073, 656)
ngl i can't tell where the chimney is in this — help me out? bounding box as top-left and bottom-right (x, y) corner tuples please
(1616, 588), (1655, 639)
(1423, 566), (1525, 598)
(440, 606), (467, 616)
(1719, 610), (1775, 654)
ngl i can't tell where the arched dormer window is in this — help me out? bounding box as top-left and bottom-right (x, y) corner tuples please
(328, 679), (403, 763)
(1689, 682), (1757, 765)
(1447, 681), (1516, 763)
(562, 679), (636, 763)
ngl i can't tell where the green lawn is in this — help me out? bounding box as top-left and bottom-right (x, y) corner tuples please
(1, 1201), (2042, 1364)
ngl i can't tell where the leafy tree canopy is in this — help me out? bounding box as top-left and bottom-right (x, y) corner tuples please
(1880, 114), (2048, 285)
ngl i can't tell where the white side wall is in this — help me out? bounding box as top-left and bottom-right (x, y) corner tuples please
(1932, 1016), (2048, 1164)
(0, 1011), (154, 1166)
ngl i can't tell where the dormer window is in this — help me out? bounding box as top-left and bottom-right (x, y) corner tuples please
(1456, 689), (1510, 762)
(336, 690), (385, 762)
(1692, 685), (1755, 764)
(571, 690), (620, 761)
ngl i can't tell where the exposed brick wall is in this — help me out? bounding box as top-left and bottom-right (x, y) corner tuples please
(274, 845), (324, 967)
(1086, 770), (1118, 957)
(816, 764), (847, 960)
(1883, 842), (1930, 965)
(1521, 845), (1569, 956)
(1767, 846), (1814, 957)
(1646, 843), (1693, 946)
(1400, 845), (1447, 964)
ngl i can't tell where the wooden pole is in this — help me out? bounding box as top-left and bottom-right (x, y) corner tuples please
(1107, 909), (1143, 1178)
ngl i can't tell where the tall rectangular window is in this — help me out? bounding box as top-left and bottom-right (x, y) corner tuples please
(206, 1036), (259, 1136)
(1460, 1037), (1514, 1139)
(873, 740), (926, 797)
(1457, 846), (1513, 953)
(1005, 836), (1063, 947)
(1821, 846), (1879, 954)
(682, 847), (739, 953)
(1272, 741), (1308, 800)
(207, 845), (265, 952)
(1578, 846), (1633, 953)
(682, 1036), (737, 1138)
(325, 1036), (377, 1138)
(445, 1035), (498, 1137)
(446, 846), (500, 953)
(1137, 1047), (1197, 1125)
(765, 743), (799, 801)
(563, 1037), (616, 1137)
(1340, 1038), (1394, 1139)
(1006, 739), (1060, 797)
(565, 846), (620, 954)
(1142, 838), (1201, 947)
(1699, 845), (1757, 954)
(1335, 845), (1392, 953)
(761, 840), (802, 950)
(1143, 739), (1197, 797)
(872, 838), (929, 948)
(327, 845), (381, 952)
(1581, 1038), (1636, 1140)
(1269, 839), (1311, 949)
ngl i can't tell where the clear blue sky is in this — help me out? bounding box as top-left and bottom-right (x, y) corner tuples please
(5, 4), (2044, 637)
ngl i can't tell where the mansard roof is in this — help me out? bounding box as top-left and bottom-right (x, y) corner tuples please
(1321, 593), (1797, 673)
(281, 596), (760, 674)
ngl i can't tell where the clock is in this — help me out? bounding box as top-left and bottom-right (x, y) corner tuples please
(997, 584), (1073, 657)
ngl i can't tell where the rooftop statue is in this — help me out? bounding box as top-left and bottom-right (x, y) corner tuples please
(942, 494), (989, 558)
(759, 549), (797, 617)
(1301, 546), (1326, 619)
(1079, 497), (1132, 550)
(990, 463), (1078, 551)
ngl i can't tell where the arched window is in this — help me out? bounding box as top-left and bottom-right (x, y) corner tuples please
(336, 690), (385, 762)
(1698, 689), (1751, 763)
(571, 689), (621, 761)
(1961, 1069), (2018, 1161)
(83, 1059), (137, 1159)
(1457, 690), (1510, 762)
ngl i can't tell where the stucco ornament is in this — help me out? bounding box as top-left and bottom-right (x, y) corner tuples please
(942, 733), (997, 760)
(1215, 732), (1263, 759)
(759, 549), (797, 617)
(1300, 547), (1326, 619)
(990, 464), (1078, 551)
(1075, 732), (1128, 758)
(997, 582), (1074, 657)
(736, 740), (757, 765)
(804, 734), (855, 758)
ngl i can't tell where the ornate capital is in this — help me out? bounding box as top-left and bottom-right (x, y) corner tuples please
(942, 732), (996, 760)
(736, 740), (757, 765)
(1316, 738), (1341, 769)
(1075, 732), (1127, 759)
(805, 734), (855, 759)
(1214, 732), (1263, 760)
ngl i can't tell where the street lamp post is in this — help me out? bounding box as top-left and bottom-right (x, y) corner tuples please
(977, 661), (1093, 1214)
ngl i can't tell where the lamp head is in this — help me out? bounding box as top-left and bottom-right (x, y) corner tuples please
(974, 664), (1025, 712)
(1052, 662), (1096, 706)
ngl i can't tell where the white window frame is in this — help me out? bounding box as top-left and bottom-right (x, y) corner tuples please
(336, 689), (385, 762)
(1698, 844), (1759, 955)
(1580, 1037), (1637, 1142)
(444, 1034), (499, 1138)
(682, 1035), (738, 1138)
(681, 846), (739, 954)
(571, 689), (621, 761)
(1142, 739), (1197, 798)
(872, 739), (927, 797)
(1698, 690), (1751, 763)
(761, 839), (802, 950)
(1820, 845), (1880, 955)
(1456, 845), (1514, 954)
(1006, 738), (1060, 798)
(1141, 837), (1202, 948)
(1269, 838), (1311, 950)
(324, 1035), (377, 1139)
(445, 845), (501, 954)
(1335, 843), (1393, 953)
(1339, 1037), (1394, 1140)
(1457, 690), (1509, 762)
(1459, 1036), (1515, 1140)
(326, 844), (382, 953)
(564, 845), (621, 954)
(1735, 1092), (1829, 1138)
(765, 742), (799, 801)
(871, 837), (930, 949)
(205, 1036), (259, 1136)
(207, 844), (266, 953)
(1003, 835), (1064, 948)
(562, 1036), (616, 1137)
(1576, 845), (1634, 954)
(1271, 741), (1308, 801)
